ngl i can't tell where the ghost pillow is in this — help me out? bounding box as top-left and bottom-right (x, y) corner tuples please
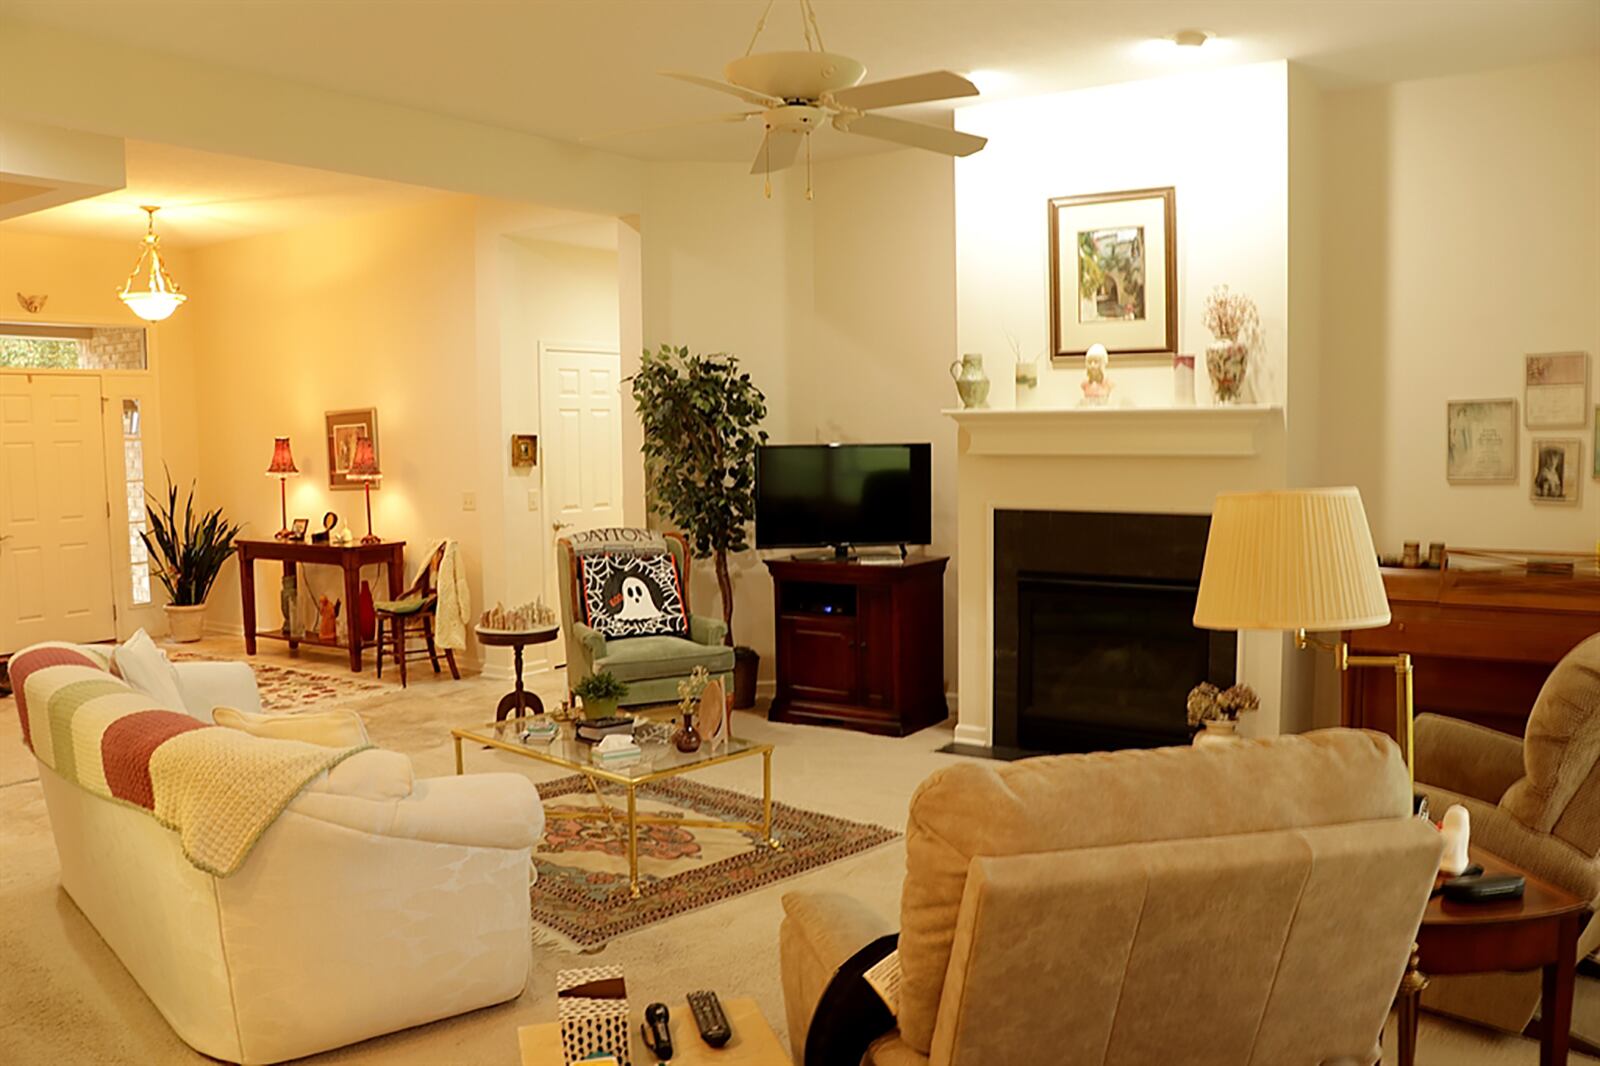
(578, 549), (690, 640)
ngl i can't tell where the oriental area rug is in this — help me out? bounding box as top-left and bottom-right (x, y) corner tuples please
(169, 650), (384, 711)
(530, 774), (898, 950)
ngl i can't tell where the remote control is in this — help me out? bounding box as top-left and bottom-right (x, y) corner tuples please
(687, 989), (731, 1048)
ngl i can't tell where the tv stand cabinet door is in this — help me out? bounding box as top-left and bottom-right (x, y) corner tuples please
(779, 615), (860, 704)
(857, 585), (896, 710)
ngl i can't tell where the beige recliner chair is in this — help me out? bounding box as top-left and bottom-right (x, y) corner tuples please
(1413, 632), (1600, 1034)
(780, 730), (1441, 1066)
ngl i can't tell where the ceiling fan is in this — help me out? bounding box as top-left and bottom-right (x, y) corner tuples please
(590, 0), (988, 197)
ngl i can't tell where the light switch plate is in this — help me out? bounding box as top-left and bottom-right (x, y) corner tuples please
(462, 492), (477, 512)
(527, 489), (539, 511)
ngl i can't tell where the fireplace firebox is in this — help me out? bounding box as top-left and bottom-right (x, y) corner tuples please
(994, 510), (1235, 753)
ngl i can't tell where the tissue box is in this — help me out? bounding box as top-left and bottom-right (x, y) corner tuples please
(557, 966), (630, 1066)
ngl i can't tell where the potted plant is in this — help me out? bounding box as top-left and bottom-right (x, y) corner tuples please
(573, 670), (630, 720)
(632, 344), (769, 708)
(1187, 682), (1261, 747)
(142, 475), (242, 643)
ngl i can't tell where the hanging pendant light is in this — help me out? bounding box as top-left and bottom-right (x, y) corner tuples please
(119, 206), (187, 322)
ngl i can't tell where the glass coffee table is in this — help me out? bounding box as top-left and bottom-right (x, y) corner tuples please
(451, 717), (778, 898)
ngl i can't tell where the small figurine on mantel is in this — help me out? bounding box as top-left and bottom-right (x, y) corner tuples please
(1079, 343), (1115, 406)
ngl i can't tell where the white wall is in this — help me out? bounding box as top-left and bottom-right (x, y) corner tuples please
(1320, 54), (1599, 552)
(955, 62), (1292, 410)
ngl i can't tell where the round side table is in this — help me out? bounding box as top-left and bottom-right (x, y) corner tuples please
(475, 625), (560, 722)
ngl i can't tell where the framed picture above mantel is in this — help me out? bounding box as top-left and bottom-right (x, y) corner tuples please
(1048, 186), (1177, 364)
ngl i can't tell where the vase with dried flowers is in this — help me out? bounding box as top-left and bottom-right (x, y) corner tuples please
(673, 665), (710, 753)
(1201, 286), (1261, 404)
(1187, 681), (1261, 747)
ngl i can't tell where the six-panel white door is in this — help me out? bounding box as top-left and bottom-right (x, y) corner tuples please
(539, 345), (624, 662)
(1, 375), (117, 653)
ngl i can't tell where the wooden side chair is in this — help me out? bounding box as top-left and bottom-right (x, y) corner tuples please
(374, 542), (461, 687)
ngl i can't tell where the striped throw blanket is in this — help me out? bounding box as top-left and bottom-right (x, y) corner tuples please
(11, 643), (371, 877)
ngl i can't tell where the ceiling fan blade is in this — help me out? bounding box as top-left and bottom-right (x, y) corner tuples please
(660, 71), (784, 108)
(830, 70), (979, 111)
(834, 113), (987, 157)
(582, 111), (759, 143)
(750, 129), (805, 175)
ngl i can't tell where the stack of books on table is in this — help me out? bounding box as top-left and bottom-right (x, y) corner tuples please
(575, 716), (636, 743)
(519, 717), (558, 744)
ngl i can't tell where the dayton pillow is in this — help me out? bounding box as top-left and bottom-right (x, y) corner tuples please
(214, 706), (371, 749)
(578, 548), (690, 639)
(111, 629), (189, 713)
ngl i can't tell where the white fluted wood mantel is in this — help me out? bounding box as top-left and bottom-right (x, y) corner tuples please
(944, 404), (1284, 458)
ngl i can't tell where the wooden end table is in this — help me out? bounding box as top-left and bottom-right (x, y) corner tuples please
(474, 624), (560, 721)
(517, 995), (788, 1065)
(236, 538), (404, 673)
(1397, 847), (1589, 1066)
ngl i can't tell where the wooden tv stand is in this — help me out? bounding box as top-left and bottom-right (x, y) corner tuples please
(764, 554), (949, 736)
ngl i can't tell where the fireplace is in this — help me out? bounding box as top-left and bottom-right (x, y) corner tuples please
(994, 510), (1235, 753)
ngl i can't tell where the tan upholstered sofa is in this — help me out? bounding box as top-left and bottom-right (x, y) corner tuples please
(780, 730), (1442, 1066)
(1414, 632), (1600, 1033)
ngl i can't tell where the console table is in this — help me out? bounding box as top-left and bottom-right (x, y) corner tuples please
(236, 539), (405, 673)
(765, 554), (948, 736)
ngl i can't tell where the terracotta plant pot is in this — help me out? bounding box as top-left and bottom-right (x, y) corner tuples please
(164, 603), (207, 643)
(732, 646), (760, 710)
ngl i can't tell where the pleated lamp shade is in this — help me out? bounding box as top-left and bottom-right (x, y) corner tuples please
(1193, 487), (1391, 632)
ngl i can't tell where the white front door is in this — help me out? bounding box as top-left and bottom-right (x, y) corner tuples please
(1, 374), (117, 653)
(540, 344), (624, 662)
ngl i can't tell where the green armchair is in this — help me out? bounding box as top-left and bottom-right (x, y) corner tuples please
(556, 529), (733, 708)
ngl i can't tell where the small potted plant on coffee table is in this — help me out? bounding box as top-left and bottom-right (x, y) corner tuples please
(573, 670), (630, 721)
(1187, 682), (1260, 747)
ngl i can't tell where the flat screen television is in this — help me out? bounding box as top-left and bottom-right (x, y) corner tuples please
(755, 443), (932, 557)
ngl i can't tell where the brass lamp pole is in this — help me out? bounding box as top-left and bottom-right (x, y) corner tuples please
(1294, 629), (1415, 784)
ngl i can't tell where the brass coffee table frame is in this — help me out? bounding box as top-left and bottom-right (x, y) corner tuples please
(451, 717), (779, 898)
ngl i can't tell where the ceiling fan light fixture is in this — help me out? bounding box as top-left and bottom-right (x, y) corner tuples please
(119, 206), (187, 323)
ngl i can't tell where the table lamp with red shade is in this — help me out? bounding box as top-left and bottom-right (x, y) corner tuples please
(346, 436), (382, 545)
(266, 437), (298, 539)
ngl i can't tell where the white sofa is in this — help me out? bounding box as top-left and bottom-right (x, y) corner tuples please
(27, 646), (544, 1065)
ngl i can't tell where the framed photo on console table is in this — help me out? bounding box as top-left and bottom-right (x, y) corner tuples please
(1446, 399), (1517, 483)
(1048, 186), (1177, 363)
(325, 407), (379, 490)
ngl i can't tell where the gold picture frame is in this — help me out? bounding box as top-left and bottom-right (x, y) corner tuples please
(325, 407), (378, 491)
(511, 433), (538, 468)
(1048, 186), (1177, 363)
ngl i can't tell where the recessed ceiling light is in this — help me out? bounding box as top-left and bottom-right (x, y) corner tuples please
(1136, 31), (1231, 60)
(1171, 29), (1211, 48)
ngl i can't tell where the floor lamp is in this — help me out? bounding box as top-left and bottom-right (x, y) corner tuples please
(1192, 487), (1415, 783)
(266, 437), (298, 539)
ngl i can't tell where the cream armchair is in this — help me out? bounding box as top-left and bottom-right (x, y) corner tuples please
(781, 730), (1442, 1066)
(1413, 632), (1600, 1034)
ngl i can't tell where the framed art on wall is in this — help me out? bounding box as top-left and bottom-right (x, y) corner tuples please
(511, 433), (537, 468)
(1524, 352), (1589, 429)
(325, 408), (379, 490)
(1048, 186), (1177, 362)
(1530, 438), (1582, 505)
(1446, 399), (1517, 483)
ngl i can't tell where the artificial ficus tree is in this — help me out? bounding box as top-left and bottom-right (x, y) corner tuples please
(631, 344), (769, 646)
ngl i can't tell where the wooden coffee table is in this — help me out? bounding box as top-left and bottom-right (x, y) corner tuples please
(1397, 847), (1589, 1066)
(517, 995), (787, 1064)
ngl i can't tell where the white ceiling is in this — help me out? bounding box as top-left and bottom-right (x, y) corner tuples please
(2, 1), (1596, 164)
(0, 140), (618, 248)
(1, 140), (449, 246)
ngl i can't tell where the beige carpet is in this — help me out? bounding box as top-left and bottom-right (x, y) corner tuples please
(0, 636), (1595, 1065)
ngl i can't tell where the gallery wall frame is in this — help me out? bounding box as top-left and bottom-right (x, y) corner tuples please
(325, 407), (379, 491)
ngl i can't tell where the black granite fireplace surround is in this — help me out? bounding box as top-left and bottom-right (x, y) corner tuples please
(993, 510), (1236, 753)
